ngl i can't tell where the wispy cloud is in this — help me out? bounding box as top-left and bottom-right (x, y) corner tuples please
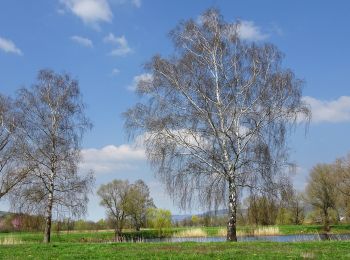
(60, 0), (112, 27)
(131, 0), (141, 8)
(303, 96), (350, 123)
(104, 33), (132, 56)
(109, 0), (142, 8)
(128, 73), (153, 90)
(111, 68), (120, 75)
(0, 37), (22, 55)
(237, 20), (269, 41)
(80, 144), (146, 174)
(71, 35), (93, 48)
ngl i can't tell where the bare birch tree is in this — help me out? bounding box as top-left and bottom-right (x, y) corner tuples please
(125, 9), (310, 241)
(12, 70), (94, 243)
(0, 95), (30, 199)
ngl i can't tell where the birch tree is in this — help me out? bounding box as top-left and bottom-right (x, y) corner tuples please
(12, 70), (94, 243)
(0, 95), (30, 199)
(124, 9), (310, 241)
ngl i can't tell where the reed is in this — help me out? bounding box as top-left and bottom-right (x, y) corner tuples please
(0, 236), (23, 245)
(253, 226), (280, 236)
(217, 226), (280, 237)
(173, 228), (208, 238)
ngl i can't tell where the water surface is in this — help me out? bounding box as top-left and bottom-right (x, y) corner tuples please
(145, 233), (350, 243)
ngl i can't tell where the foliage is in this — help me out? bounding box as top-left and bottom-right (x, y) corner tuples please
(305, 164), (338, 231)
(147, 208), (172, 236)
(97, 179), (155, 238)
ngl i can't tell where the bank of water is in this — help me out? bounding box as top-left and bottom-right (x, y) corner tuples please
(145, 233), (350, 243)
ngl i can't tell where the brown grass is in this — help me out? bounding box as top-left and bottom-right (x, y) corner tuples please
(0, 236), (23, 245)
(173, 228), (208, 237)
(217, 226), (280, 237)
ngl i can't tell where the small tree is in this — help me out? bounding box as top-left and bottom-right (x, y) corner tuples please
(12, 69), (94, 243)
(147, 208), (171, 237)
(97, 180), (130, 239)
(124, 8), (310, 241)
(305, 164), (337, 232)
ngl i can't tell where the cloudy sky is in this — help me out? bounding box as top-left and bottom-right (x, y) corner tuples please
(1, 0), (350, 221)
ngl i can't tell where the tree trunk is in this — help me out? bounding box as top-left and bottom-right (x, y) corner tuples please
(324, 208), (330, 232)
(227, 177), (237, 242)
(43, 190), (54, 243)
(115, 226), (123, 241)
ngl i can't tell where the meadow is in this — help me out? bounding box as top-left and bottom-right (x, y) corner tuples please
(0, 241), (350, 259)
(0, 225), (350, 259)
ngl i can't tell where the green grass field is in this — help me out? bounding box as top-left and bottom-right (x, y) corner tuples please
(0, 225), (350, 259)
(0, 241), (350, 259)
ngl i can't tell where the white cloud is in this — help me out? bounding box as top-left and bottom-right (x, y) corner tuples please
(80, 144), (146, 174)
(111, 68), (120, 75)
(303, 96), (350, 123)
(131, 0), (141, 8)
(71, 35), (93, 47)
(109, 0), (141, 8)
(103, 32), (119, 44)
(128, 73), (153, 90)
(104, 33), (132, 56)
(60, 0), (112, 27)
(237, 20), (269, 41)
(0, 37), (22, 55)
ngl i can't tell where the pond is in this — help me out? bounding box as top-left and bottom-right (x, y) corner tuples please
(145, 233), (350, 243)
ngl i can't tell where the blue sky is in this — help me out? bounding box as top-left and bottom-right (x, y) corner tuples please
(1, 0), (350, 221)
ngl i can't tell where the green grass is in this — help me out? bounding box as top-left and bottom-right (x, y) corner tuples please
(1, 241), (350, 259)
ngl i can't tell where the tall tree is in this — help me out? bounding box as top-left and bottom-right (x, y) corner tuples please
(333, 155), (350, 221)
(12, 70), (94, 243)
(0, 95), (29, 199)
(334, 154), (350, 198)
(124, 9), (310, 241)
(97, 180), (130, 240)
(305, 164), (337, 232)
(126, 180), (155, 231)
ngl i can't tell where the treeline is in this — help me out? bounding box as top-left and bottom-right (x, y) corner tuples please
(175, 154), (350, 231)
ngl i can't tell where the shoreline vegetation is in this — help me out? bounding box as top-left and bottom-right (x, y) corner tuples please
(1, 225), (350, 244)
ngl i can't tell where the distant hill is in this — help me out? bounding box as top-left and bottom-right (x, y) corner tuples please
(171, 214), (192, 222)
(0, 211), (11, 218)
(172, 209), (228, 222)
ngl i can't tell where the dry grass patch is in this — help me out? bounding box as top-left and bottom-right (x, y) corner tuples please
(0, 236), (23, 245)
(173, 228), (208, 237)
(217, 226), (280, 237)
(253, 226), (280, 236)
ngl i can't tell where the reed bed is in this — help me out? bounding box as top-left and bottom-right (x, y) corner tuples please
(217, 226), (280, 237)
(0, 236), (23, 245)
(173, 228), (208, 238)
(253, 226), (280, 236)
